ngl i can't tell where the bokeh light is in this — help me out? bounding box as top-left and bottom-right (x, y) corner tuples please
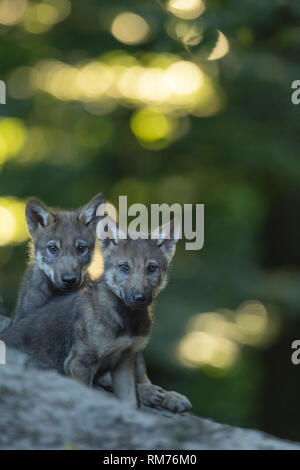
(26, 54), (222, 123)
(0, 198), (28, 246)
(23, 0), (71, 34)
(76, 62), (114, 100)
(207, 30), (230, 61)
(177, 300), (280, 373)
(168, 0), (205, 20)
(235, 300), (271, 346)
(164, 61), (204, 95)
(169, 19), (203, 46)
(111, 12), (150, 45)
(0, 207), (16, 245)
(0, 118), (26, 165)
(88, 246), (104, 280)
(178, 331), (239, 369)
(0, 0), (28, 26)
(130, 108), (176, 143)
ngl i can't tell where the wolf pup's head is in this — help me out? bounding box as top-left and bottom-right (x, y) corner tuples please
(97, 217), (180, 310)
(26, 193), (105, 291)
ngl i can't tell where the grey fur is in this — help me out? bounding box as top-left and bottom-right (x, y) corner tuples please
(13, 193), (105, 323)
(1, 223), (191, 411)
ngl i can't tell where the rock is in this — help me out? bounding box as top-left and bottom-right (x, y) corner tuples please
(0, 347), (299, 450)
(0, 313), (10, 332)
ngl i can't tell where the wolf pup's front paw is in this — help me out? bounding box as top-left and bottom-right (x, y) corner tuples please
(160, 391), (192, 413)
(138, 383), (165, 407)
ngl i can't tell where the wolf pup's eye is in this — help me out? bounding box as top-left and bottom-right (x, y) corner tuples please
(77, 245), (87, 254)
(119, 263), (129, 273)
(148, 263), (158, 273)
(48, 244), (58, 255)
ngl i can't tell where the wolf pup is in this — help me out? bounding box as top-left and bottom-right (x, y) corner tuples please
(1, 218), (191, 411)
(12, 193), (105, 323)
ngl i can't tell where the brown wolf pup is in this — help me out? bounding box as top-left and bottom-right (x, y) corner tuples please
(1, 218), (191, 411)
(12, 193), (105, 323)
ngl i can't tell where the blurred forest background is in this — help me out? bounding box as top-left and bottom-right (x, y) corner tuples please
(0, 0), (300, 441)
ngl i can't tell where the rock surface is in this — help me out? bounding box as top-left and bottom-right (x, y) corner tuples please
(0, 313), (10, 331)
(0, 315), (299, 450)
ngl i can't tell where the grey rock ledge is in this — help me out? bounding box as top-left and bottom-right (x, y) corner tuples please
(0, 314), (299, 450)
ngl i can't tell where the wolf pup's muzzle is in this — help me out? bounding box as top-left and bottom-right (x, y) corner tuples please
(58, 273), (81, 291)
(125, 291), (153, 309)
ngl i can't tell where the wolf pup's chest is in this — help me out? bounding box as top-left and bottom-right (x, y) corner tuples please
(98, 334), (149, 373)
(117, 305), (153, 338)
(112, 333), (150, 354)
(112, 333), (150, 356)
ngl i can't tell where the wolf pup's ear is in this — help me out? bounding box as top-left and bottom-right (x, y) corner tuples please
(78, 193), (105, 227)
(152, 218), (181, 262)
(97, 215), (125, 250)
(26, 198), (55, 235)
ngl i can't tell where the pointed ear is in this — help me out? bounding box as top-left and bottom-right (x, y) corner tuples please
(25, 198), (55, 235)
(151, 218), (181, 262)
(96, 215), (125, 250)
(78, 193), (105, 227)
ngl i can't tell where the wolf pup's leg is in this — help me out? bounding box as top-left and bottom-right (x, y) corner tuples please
(95, 354), (166, 406)
(136, 353), (192, 412)
(135, 353), (166, 407)
(112, 355), (138, 408)
(64, 346), (96, 387)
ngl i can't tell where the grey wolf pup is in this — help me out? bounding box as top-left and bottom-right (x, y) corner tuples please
(1, 218), (191, 411)
(12, 193), (105, 323)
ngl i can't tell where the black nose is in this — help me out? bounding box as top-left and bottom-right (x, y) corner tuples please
(133, 293), (146, 303)
(62, 275), (77, 286)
